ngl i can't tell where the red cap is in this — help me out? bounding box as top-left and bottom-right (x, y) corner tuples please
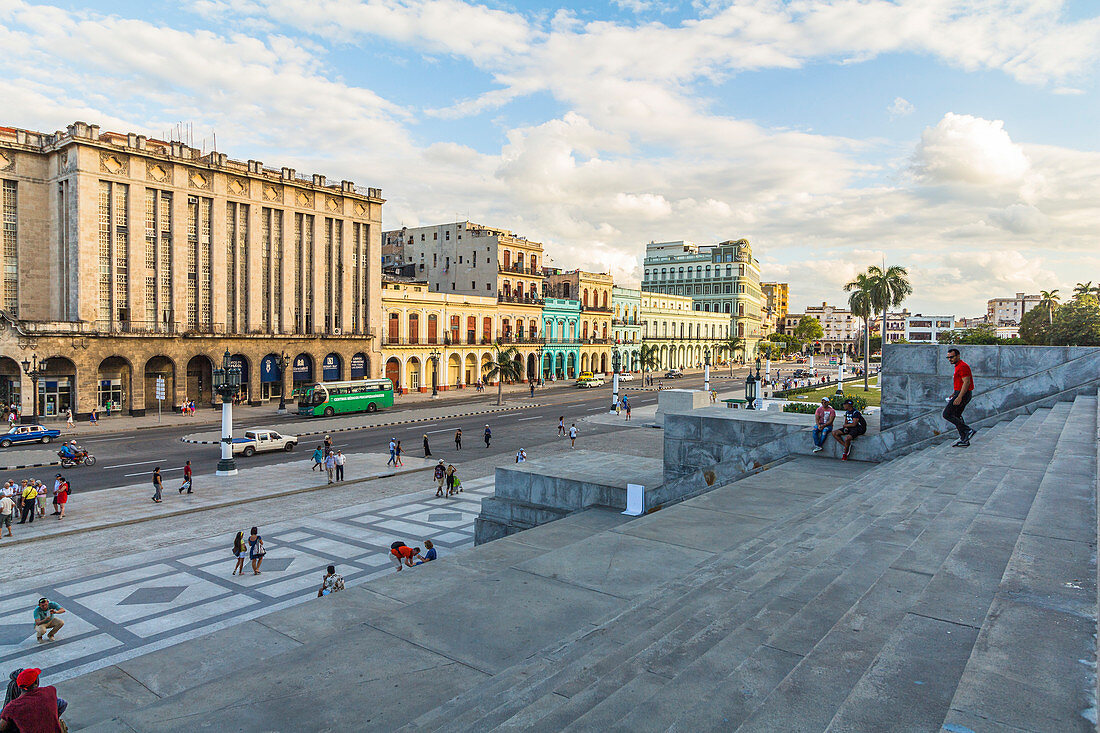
(16, 668), (40, 687)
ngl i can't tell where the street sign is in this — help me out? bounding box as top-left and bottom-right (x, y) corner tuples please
(155, 376), (166, 422)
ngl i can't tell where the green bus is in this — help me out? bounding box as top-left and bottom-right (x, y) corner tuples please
(297, 379), (394, 417)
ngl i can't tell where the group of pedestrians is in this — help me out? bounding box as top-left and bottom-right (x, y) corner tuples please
(1, 475), (71, 534)
(151, 461), (194, 502)
(385, 438), (404, 467)
(390, 539), (437, 571)
(433, 460), (461, 496)
(311, 436), (347, 483)
(231, 527), (266, 576)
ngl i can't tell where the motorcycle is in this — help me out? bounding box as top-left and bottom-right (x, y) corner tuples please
(57, 450), (96, 467)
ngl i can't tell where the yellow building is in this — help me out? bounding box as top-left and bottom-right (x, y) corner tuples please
(761, 282), (789, 334)
(381, 277), (542, 392)
(641, 292), (731, 370)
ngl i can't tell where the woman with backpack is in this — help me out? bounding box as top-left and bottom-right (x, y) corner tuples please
(231, 531), (248, 576)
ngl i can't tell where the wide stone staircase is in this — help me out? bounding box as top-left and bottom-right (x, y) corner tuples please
(71, 394), (1098, 732)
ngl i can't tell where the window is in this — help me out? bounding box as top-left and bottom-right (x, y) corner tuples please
(99, 182), (131, 324)
(2, 180), (16, 315)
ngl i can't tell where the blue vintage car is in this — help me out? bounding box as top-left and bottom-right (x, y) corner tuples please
(0, 424), (62, 447)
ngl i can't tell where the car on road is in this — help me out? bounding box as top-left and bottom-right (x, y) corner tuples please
(664, 369), (684, 378)
(232, 429), (298, 458)
(616, 372), (634, 381)
(575, 374), (605, 388)
(792, 369), (814, 378)
(0, 424), (61, 447)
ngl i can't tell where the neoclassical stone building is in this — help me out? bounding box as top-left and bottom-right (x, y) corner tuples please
(640, 292), (732, 369)
(0, 121), (383, 417)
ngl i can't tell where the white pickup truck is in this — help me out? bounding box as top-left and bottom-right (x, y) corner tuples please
(232, 429), (298, 457)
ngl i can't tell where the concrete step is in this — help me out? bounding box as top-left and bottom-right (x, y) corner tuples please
(941, 392), (1098, 733)
(464, 447), (996, 730)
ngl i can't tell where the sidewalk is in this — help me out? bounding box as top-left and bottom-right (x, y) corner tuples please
(0, 452), (436, 548)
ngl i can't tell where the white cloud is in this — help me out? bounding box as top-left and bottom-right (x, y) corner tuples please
(887, 96), (914, 118)
(913, 113), (1029, 186)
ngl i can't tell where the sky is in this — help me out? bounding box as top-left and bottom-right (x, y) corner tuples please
(2, 0), (1098, 316)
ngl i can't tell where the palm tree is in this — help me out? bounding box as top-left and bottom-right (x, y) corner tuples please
(844, 273), (874, 391)
(639, 343), (659, 385)
(1073, 282), (1099, 300)
(721, 336), (744, 375)
(1038, 289), (1060, 345)
(864, 264), (913, 346)
(482, 343), (522, 405)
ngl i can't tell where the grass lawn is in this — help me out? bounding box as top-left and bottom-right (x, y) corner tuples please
(786, 375), (881, 407)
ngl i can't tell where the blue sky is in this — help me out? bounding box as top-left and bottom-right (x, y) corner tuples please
(3, 0), (1098, 314)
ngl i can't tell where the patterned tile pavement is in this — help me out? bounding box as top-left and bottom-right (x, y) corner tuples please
(0, 476), (495, 684)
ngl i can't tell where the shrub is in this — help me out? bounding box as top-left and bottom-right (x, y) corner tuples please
(782, 403), (818, 414)
(782, 393), (868, 413)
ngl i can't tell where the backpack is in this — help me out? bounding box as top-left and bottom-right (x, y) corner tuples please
(5, 668), (23, 707)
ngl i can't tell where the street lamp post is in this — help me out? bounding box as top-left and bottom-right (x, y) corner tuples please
(276, 351), (291, 414)
(213, 349), (242, 476)
(703, 347), (710, 393)
(609, 347), (622, 414)
(20, 354), (49, 424)
(744, 363), (757, 410)
(429, 349), (441, 398)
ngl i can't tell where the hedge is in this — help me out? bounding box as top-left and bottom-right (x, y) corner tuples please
(782, 393), (868, 413)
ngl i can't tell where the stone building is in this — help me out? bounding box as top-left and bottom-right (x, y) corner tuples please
(987, 292), (1040, 328)
(540, 297), (581, 381)
(804, 302), (861, 354)
(545, 268), (614, 374)
(640, 292), (731, 370)
(0, 121), (384, 417)
(380, 276), (544, 391)
(640, 238), (765, 356)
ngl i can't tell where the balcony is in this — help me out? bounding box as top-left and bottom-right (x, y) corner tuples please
(582, 305), (613, 313)
(93, 320), (179, 335)
(499, 264), (544, 276)
(498, 294), (544, 306)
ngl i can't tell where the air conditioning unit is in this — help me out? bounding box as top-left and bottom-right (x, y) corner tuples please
(332, 327), (341, 335)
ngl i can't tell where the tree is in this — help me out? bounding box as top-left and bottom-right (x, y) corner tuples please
(1050, 296), (1100, 346)
(769, 332), (799, 352)
(482, 343), (522, 405)
(639, 343), (660, 384)
(720, 336), (744, 375)
(844, 273), (874, 392)
(864, 264), (913, 345)
(939, 324), (1005, 345)
(1072, 282), (1099, 301)
(793, 315), (823, 348)
(1018, 307), (1052, 344)
(869, 335), (882, 354)
(1037, 289), (1061, 345)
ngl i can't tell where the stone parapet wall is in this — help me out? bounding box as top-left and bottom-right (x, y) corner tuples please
(881, 344), (1100, 429)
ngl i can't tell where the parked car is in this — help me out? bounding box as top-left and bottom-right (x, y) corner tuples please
(664, 369), (684, 378)
(575, 375), (605, 388)
(232, 429), (298, 457)
(792, 369), (814, 378)
(616, 372), (634, 381)
(0, 424), (61, 448)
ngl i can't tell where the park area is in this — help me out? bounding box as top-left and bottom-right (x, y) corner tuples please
(784, 374), (881, 407)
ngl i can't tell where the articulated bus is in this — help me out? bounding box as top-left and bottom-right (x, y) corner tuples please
(297, 379), (395, 417)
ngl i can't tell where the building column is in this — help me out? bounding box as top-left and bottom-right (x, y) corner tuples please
(210, 197), (229, 334)
(338, 218), (352, 334)
(128, 186), (148, 327)
(170, 193), (189, 331)
(245, 203), (262, 334)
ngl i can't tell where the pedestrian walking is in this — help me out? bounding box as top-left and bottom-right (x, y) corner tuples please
(323, 435), (333, 453)
(558, 416), (565, 436)
(65, 408), (74, 428)
(105, 400), (112, 417)
(151, 467), (163, 503)
(483, 424), (491, 448)
(33, 597), (66, 642)
(55, 478), (69, 520)
(179, 460), (193, 494)
(569, 423), (578, 448)
(248, 526), (265, 574)
(423, 434), (432, 457)
(624, 398), (631, 421)
(335, 450), (345, 481)
(231, 531), (247, 576)
(387, 438), (397, 466)
(0, 491), (13, 538)
(18, 482), (36, 524)
(312, 445), (324, 471)
(89, 407), (98, 425)
(445, 463), (458, 496)
(944, 347), (977, 447)
(434, 459), (446, 497)
(530, 383), (535, 398)
(394, 440), (404, 467)
(324, 451), (336, 484)
(454, 428), (461, 450)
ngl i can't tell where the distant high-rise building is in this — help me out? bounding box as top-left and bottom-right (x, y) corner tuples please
(987, 292), (1040, 326)
(761, 282), (789, 333)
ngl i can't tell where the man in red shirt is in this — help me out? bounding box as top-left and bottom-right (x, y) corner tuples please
(944, 348), (977, 447)
(390, 542), (423, 571)
(0, 668), (66, 733)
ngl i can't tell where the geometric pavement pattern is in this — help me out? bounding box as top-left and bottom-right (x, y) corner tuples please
(0, 476), (493, 683)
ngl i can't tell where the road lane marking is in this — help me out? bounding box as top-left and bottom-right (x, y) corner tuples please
(518, 416), (539, 421)
(102, 459), (163, 469)
(83, 436), (129, 443)
(124, 466), (182, 477)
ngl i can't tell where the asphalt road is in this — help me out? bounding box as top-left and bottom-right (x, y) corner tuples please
(0, 365), (772, 493)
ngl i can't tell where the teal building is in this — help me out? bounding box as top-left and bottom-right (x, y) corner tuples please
(541, 297), (581, 380)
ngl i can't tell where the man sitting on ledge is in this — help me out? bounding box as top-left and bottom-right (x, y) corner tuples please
(812, 397), (836, 453)
(832, 399), (867, 461)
